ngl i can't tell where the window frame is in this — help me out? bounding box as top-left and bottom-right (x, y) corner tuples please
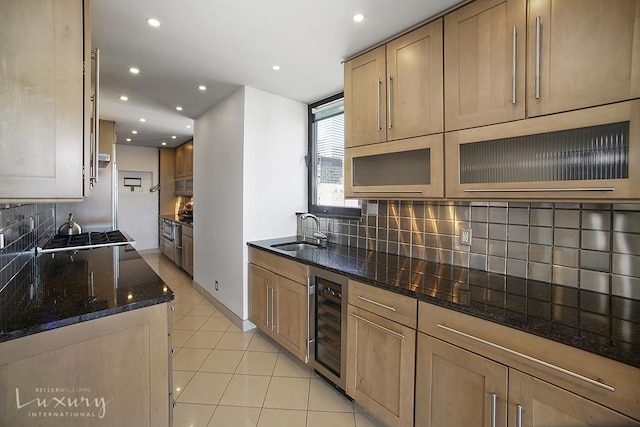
(307, 93), (361, 219)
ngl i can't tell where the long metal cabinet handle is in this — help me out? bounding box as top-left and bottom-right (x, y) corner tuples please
(265, 285), (270, 327)
(464, 187), (615, 193)
(512, 26), (517, 104)
(271, 287), (276, 330)
(387, 73), (392, 129)
(516, 404), (523, 427)
(535, 16), (541, 99)
(490, 393), (497, 427)
(353, 190), (424, 194)
(349, 313), (405, 339)
(306, 277), (311, 363)
(436, 324), (615, 392)
(357, 295), (397, 312)
(90, 48), (100, 186)
(376, 79), (382, 131)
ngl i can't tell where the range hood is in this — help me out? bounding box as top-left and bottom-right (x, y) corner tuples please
(98, 153), (111, 168)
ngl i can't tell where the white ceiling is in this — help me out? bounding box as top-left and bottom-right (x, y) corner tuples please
(92, 0), (464, 148)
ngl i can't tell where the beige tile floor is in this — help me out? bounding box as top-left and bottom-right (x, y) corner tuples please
(142, 252), (386, 427)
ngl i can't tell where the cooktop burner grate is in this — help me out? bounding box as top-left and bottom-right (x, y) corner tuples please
(44, 231), (129, 250)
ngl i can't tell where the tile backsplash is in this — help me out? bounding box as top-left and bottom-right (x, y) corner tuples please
(0, 204), (55, 331)
(298, 201), (640, 300)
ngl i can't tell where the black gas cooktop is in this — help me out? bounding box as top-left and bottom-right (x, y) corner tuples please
(40, 230), (133, 253)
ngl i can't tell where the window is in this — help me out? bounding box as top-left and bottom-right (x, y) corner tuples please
(308, 94), (361, 218)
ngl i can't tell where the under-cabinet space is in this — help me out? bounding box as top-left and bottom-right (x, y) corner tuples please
(344, 19), (443, 148)
(445, 100), (640, 201)
(345, 134), (444, 199)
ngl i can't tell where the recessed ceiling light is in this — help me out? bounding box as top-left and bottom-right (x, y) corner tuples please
(132, 130), (138, 134)
(146, 18), (161, 27)
(139, 118), (146, 122)
(176, 106), (183, 111)
(129, 67), (140, 74)
(120, 95), (128, 101)
(272, 65), (281, 71)
(126, 138), (132, 142)
(161, 142), (167, 146)
(198, 85), (207, 91)
(353, 13), (364, 22)
(171, 135), (177, 139)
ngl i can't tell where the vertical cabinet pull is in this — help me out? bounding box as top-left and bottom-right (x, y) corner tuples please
(376, 78), (382, 131)
(265, 285), (270, 327)
(516, 404), (523, 427)
(387, 73), (392, 129)
(535, 16), (541, 99)
(512, 26), (517, 104)
(490, 393), (497, 427)
(271, 288), (276, 330)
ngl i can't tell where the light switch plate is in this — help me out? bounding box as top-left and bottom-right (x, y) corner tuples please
(460, 228), (472, 246)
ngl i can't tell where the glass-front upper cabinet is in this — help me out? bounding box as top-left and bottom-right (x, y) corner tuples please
(445, 101), (639, 201)
(346, 134), (444, 200)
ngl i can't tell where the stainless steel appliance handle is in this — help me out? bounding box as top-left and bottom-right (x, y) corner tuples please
(90, 48), (100, 186)
(516, 404), (523, 427)
(377, 78), (382, 131)
(357, 295), (397, 312)
(491, 393), (497, 427)
(349, 313), (404, 339)
(464, 187), (615, 193)
(512, 26), (517, 104)
(306, 277), (310, 363)
(387, 73), (392, 129)
(436, 324), (615, 392)
(535, 16), (541, 99)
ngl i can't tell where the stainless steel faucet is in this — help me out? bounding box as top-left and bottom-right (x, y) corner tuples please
(300, 213), (327, 244)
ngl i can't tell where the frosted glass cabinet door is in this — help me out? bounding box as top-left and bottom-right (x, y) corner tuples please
(345, 134), (444, 200)
(445, 100), (640, 201)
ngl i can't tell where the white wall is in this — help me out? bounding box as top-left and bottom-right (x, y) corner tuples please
(116, 145), (159, 250)
(194, 86), (307, 321)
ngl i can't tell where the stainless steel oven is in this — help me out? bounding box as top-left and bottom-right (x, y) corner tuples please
(308, 266), (348, 391)
(161, 218), (174, 242)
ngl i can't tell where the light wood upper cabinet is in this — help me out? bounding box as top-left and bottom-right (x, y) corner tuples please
(444, 0), (527, 131)
(175, 144), (186, 178)
(345, 19), (443, 148)
(0, 0), (90, 202)
(509, 370), (639, 427)
(527, 0), (640, 117)
(415, 333), (508, 427)
(345, 46), (387, 148)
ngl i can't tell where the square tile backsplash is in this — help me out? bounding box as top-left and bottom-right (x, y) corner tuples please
(298, 201), (640, 300)
(0, 204), (55, 331)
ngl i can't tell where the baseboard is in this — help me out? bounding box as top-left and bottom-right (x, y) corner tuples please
(137, 248), (161, 255)
(192, 280), (256, 332)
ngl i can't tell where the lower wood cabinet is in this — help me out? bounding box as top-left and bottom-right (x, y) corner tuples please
(508, 369), (638, 427)
(346, 280), (417, 427)
(181, 225), (193, 276)
(417, 302), (640, 425)
(415, 333), (508, 427)
(248, 248), (308, 362)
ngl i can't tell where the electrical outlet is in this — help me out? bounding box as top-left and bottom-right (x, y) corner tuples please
(215, 280), (219, 291)
(460, 228), (472, 246)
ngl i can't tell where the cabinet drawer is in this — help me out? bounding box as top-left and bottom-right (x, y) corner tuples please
(248, 248), (307, 285)
(348, 280), (417, 329)
(418, 302), (640, 421)
(182, 225), (193, 238)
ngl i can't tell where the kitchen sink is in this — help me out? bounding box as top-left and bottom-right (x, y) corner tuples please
(271, 241), (323, 251)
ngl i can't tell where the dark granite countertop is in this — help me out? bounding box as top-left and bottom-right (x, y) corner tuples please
(0, 245), (173, 343)
(248, 236), (640, 369)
